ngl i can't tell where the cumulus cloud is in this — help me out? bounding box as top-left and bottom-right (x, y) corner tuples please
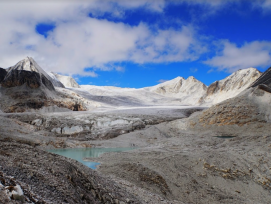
(1, 0), (270, 77)
(0, 1), (205, 76)
(204, 40), (271, 72)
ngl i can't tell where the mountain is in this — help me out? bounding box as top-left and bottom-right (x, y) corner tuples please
(144, 68), (261, 106)
(0, 57), (65, 89)
(185, 66), (271, 135)
(145, 76), (208, 105)
(51, 72), (80, 88)
(199, 68), (261, 105)
(0, 57), (87, 113)
(0, 57), (264, 112)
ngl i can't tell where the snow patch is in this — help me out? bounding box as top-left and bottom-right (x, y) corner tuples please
(51, 72), (80, 88)
(62, 126), (84, 134)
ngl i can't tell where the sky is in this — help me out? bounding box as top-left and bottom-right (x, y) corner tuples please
(0, 0), (271, 88)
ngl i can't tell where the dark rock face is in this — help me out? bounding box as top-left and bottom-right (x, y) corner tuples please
(250, 67), (271, 88)
(206, 81), (219, 96)
(1, 70), (55, 91)
(0, 68), (7, 83)
(0, 57), (88, 113)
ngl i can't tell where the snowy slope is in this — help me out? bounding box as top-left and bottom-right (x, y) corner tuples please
(200, 68), (261, 105)
(79, 68), (260, 107)
(77, 85), (184, 107)
(145, 76), (207, 105)
(51, 73), (80, 88)
(47, 72), (65, 88)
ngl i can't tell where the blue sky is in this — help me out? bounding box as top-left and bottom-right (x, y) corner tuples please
(1, 0), (271, 87)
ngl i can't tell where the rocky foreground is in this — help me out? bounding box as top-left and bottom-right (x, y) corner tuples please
(90, 119), (271, 204)
(0, 138), (144, 204)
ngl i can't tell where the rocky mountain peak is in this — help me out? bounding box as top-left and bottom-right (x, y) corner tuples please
(1, 57), (55, 90)
(11, 56), (40, 72)
(147, 75), (207, 105)
(187, 76), (196, 80)
(200, 67), (262, 105)
(0, 57), (66, 90)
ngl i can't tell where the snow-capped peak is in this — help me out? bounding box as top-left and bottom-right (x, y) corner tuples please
(200, 67), (262, 105)
(51, 72), (80, 88)
(2, 57), (65, 89)
(8, 57), (49, 77)
(147, 76), (207, 105)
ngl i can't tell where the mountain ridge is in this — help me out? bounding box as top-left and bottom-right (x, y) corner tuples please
(0, 57), (265, 111)
(199, 67), (261, 105)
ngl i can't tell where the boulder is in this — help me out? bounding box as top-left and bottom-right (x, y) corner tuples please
(62, 126), (84, 134)
(31, 119), (43, 126)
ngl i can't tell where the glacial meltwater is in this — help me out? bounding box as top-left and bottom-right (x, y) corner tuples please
(48, 147), (136, 169)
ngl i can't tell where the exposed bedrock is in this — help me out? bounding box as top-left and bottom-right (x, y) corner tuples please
(0, 67), (7, 83)
(250, 66), (271, 88)
(1, 70), (55, 91)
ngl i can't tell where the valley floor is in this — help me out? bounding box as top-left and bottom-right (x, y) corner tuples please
(1, 106), (271, 203)
(89, 119), (271, 203)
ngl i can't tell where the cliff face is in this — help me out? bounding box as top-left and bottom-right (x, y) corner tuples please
(1, 69), (55, 90)
(0, 68), (7, 83)
(250, 67), (271, 88)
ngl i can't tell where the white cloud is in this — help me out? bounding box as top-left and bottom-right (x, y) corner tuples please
(158, 79), (168, 83)
(131, 26), (206, 63)
(110, 0), (166, 12)
(1, 0), (270, 77)
(0, 1), (204, 76)
(190, 68), (198, 73)
(263, 0), (271, 6)
(115, 66), (125, 72)
(204, 40), (271, 72)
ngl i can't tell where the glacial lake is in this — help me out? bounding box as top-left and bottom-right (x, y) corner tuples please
(48, 147), (136, 170)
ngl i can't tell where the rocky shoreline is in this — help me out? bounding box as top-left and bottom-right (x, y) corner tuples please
(0, 138), (144, 204)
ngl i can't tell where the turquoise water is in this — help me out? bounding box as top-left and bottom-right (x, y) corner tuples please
(48, 147), (136, 169)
